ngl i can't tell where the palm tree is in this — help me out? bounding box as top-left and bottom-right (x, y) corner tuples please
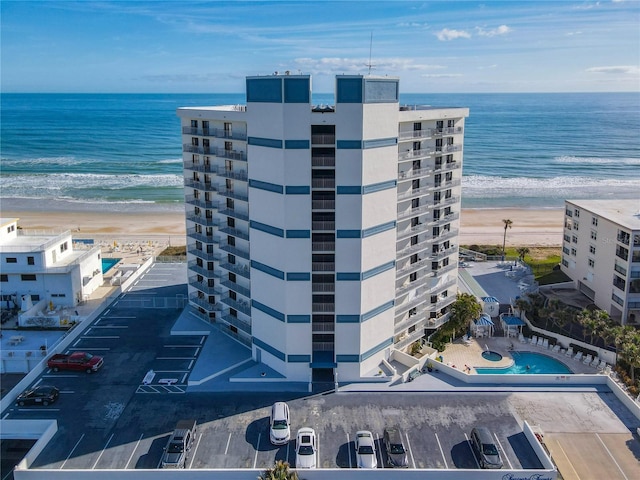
(259, 460), (298, 480)
(502, 219), (513, 257)
(450, 293), (483, 338)
(517, 247), (530, 262)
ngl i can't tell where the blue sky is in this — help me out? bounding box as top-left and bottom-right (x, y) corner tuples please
(1, 0), (639, 93)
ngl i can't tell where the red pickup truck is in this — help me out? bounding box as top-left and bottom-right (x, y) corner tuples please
(47, 352), (104, 373)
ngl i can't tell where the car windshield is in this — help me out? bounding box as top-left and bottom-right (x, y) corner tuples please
(83, 353), (94, 360)
(272, 420), (288, 429)
(358, 446), (374, 455)
(483, 443), (499, 456)
(168, 442), (184, 453)
(298, 445), (314, 455)
(390, 443), (405, 455)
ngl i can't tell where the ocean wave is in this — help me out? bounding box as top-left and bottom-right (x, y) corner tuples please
(553, 155), (640, 165)
(1, 155), (86, 167)
(157, 158), (183, 164)
(0, 173), (183, 191)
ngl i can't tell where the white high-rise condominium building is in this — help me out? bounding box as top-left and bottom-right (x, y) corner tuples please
(561, 199), (640, 325)
(178, 74), (468, 382)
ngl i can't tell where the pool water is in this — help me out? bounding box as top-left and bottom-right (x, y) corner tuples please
(476, 352), (573, 375)
(101, 258), (121, 274)
(481, 351), (503, 362)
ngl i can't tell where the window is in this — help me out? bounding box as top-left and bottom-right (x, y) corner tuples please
(413, 122), (421, 131)
(0, 274), (7, 282)
(589, 245), (596, 254)
(591, 230), (597, 240)
(227, 236), (236, 247)
(565, 209), (573, 217)
(229, 291), (237, 301)
(60, 242), (68, 253)
(409, 272), (417, 282)
(226, 198), (234, 209)
(229, 273), (237, 283)
(572, 235), (578, 243)
(27, 256), (35, 265)
(227, 254), (236, 264)
(571, 248), (577, 256)
(592, 217), (598, 226)
(574, 209), (580, 217)
(227, 217), (235, 228)
(588, 259), (595, 268)
(448, 119), (455, 127)
(51, 293), (66, 298)
(191, 120), (198, 128)
(21, 274), (37, 281)
(6, 257), (17, 263)
(573, 221), (579, 231)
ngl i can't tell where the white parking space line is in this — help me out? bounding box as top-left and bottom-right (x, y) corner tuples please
(493, 433), (512, 469)
(465, 433), (480, 469)
(346, 433), (352, 468)
(552, 440), (579, 479)
(253, 433), (261, 469)
(316, 432), (319, 468)
(405, 432), (416, 469)
(596, 433), (628, 480)
(60, 391), (75, 394)
(375, 432), (383, 468)
(125, 433), (144, 469)
(156, 357), (195, 360)
(43, 374), (78, 378)
(92, 325), (128, 329)
(188, 432), (203, 469)
(69, 347), (111, 351)
(86, 328), (93, 334)
(195, 347), (201, 356)
(199, 337), (206, 345)
(61, 433), (85, 469)
(72, 339), (81, 347)
(33, 378), (43, 387)
(92, 433), (114, 469)
(434, 433), (448, 469)
(2, 468), (13, 480)
(188, 360), (194, 369)
(2, 413), (10, 420)
(181, 373), (188, 383)
(152, 370), (190, 373)
(82, 336), (120, 339)
(224, 433), (232, 455)
(18, 408), (60, 412)
(103, 316), (135, 319)
(165, 345), (202, 348)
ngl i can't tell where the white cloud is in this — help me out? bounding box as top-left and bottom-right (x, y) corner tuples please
(434, 28), (471, 41)
(421, 73), (463, 78)
(476, 25), (512, 37)
(566, 31), (583, 36)
(477, 64), (498, 70)
(586, 65), (640, 74)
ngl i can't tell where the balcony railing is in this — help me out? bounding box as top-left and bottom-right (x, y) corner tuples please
(396, 258), (431, 277)
(188, 294), (222, 311)
(397, 238), (432, 258)
(218, 226), (250, 241)
(396, 281), (425, 297)
(217, 168), (248, 182)
(434, 162), (461, 172)
(394, 306), (427, 332)
(435, 144), (462, 153)
(432, 179), (461, 190)
(397, 223), (428, 240)
(219, 242), (250, 260)
(312, 199), (335, 210)
(425, 278), (457, 295)
(433, 195), (460, 207)
(220, 280), (251, 298)
(182, 126), (247, 141)
(220, 295), (251, 315)
(185, 195), (218, 210)
(184, 161), (217, 173)
(187, 261), (216, 278)
(398, 168), (431, 181)
(398, 129), (432, 141)
(432, 262), (457, 277)
(218, 189), (249, 202)
(188, 276), (222, 295)
(220, 314), (251, 335)
(430, 126), (463, 136)
(312, 303), (335, 313)
(312, 221), (335, 230)
(311, 134), (335, 145)
(312, 282), (335, 293)
(311, 178), (336, 189)
(428, 212), (460, 227)
(184, 179), (218, 192)
(431, 245), (457, 260)
(218, 208), (249, 222)
(435, 228), (459, 242)
(394, 329), (425, 350)
(398, 148), (434, 162)
(186, 215), (219, 227)
(425, 312), (451, 328)
(397, 185), (432, 201)
(219, 263), (251, 279)
(186, 228), (219, 244)
(312, 155), (335, 167)
(188, 248), (220, 262)
(397, 203), (431, 221)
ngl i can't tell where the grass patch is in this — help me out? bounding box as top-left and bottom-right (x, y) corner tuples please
(462, 245), (562, 281)
(158, 246), (186, 256)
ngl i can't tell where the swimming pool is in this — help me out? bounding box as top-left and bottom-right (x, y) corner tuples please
(475, 351), (573, 375)
(101, 258), (121, 274)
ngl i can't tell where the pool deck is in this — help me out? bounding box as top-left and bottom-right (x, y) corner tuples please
(441, 335), (601, 375)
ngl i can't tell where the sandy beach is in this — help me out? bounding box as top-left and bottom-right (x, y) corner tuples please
(1, 207), (564, 247)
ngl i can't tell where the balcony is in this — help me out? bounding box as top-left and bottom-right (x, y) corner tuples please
(312, 155), (336, 167)
(425, 278), (457, 295)
(432, 263), (457, 277)
(397, 185), (432, 201)
(186, 214), (219, 227)
(183, 144), (213, 155)
(312, 322), (335, 332)
(220, 314), (251, 335)
(312, 262), (335, 271)
(435, 144), (462, 154)
(184, 179), (218, 192)
(311, 178), (336, 189)
(185, 195), (218, 210)
(188, 293), (222, 312)
(397, 203), (432, 221)
(394, 328), (425, 350)
(429, 295), (456, 311)
(425, 312), (451, 328)
(219, 262), (251, 279)
(435, 161), (461, 173)
(188, 261), (216, 277)
(398, 167), (432, 182)
(432, 179), (461, 190)
(430, 126), (463, 136)
(433, 195), (460, 207)
(218, 208), (249, 222)
(312, 221), (335, 230)
(428, 212), (460, 227)
(397, 223), (428, 240)
(220, 280), (251, 298)
(182, 126), (247, 142)
(188, 248), (219, 262)
(220, 295), (251, 316)
(218, 226), (250, 241)
(312, 242), (335, 252)
(312, 303), (335, 313)
(188, 276), (222, 295)
(398, 129), (432, 141)
(312, 199), (335, 210)
(398, 148), (434, 162)
(312, 282), (335, 293)
(311, 134), (335, 145)
(218, 189), (249, 202)
(431, 245), (458, 260)
(395, 294), (426, 318)
(217, 168), (248, 182)
(184, 161), (217, 173)
(397, 238), (432, 258)
(395, 306), (427, 332)
(219, 242), (250, 260)
(396, 257), (431, 277)
(396, 281), (425, 297)
(186, 228), (219, 244)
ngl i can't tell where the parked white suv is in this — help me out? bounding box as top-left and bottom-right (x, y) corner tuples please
(355, 430), (377, 468)
(295, 427), (317, 469)
(269, 402), (291, 445)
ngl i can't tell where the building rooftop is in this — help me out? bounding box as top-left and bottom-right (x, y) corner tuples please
(567, 199), (640, 231)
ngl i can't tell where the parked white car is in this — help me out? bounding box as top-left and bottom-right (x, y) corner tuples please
(355, 430), (377, 468)
(295, 427), (317, 469)
(269, 402), (290, 445)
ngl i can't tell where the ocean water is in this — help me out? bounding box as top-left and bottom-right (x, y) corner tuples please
(1, 92), (639, 212)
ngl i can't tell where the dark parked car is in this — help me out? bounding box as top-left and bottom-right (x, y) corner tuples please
(383, 427), (408, 467)
(470, 426), (503, 469)
(16, 385), (59, 407)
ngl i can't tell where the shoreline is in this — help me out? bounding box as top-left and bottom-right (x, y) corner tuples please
(1, 203), (564, 247)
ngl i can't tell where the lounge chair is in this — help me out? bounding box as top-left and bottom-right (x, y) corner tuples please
(552, 344), (561, 353)
(583, 354), (593, 365)
(574, 351), (583, 362)
(519, 333), (526, 344)
(542, 339), (549, 349)
(537, 337), (544, 347)
(598, 360), (608, 370)
(531, 335), (538, 345)
(590, 357), (600, 368)
(565, 347), (574, 357)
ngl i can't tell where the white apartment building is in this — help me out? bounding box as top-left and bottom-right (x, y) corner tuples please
(177, 74), (468, 382)
(0, 218), (104, 310)
(561, 200), (640, 325)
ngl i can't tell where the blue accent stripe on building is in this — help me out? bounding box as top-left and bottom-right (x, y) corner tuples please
(250, 260), (285, 280)
(336, 315), (360, 323)
(336, 140), (362, 149)
(285, 185), (310, 194)
(336, 272), (360, 281)
(363, 137), (398, 149)
(361, 337), (394, 361)
(286, 272), (310, 281)
(287, 315), (311, 323)
(252, 300), (286, 322)
(287, 354), (311, 362)
(249, 179), (284, 194)
(362, 260), (396, 280)
(362, 221), (396, 238)
(336, 186), (362, 195)
(248, 137), (283, 148)
(250, 220), (284, 238)
(336, 354), (360, 362)
(362, 300), (395, 322)
(253, 337), (286, 361)
(363, 180), (397, 194)
(337, 230), (361, 238)
(286, 230), (310, 238)
(284, 140), (310, 149)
